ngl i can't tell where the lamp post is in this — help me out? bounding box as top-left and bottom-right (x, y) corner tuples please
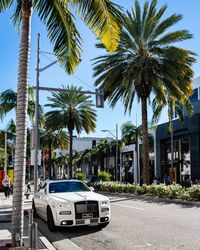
(102, 124), (118, 181)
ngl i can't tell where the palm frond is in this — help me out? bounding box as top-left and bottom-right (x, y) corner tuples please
(72, 0), (123, 52)
(34, 0), (82, 73)
(0, 0), (12, 11)
(12, 0), (22, 28)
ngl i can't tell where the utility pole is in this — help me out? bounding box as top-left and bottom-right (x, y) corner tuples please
(33, 33), (40, 193)
(4, 131), (7, 176)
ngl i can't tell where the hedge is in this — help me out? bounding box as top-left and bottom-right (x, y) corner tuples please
(92, 182), (200, 202)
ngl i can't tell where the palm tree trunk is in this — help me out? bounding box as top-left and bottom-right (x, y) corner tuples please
(48, 143), (52, 178)
(69, 129), (73, 178)
(11, 0), (32, 246)
(141, 97), (149, 185)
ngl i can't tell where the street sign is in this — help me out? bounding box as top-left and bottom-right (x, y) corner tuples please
(31, 150), (41, 165)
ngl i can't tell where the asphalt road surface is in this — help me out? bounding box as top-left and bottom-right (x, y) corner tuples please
(36, 195), (200, 250)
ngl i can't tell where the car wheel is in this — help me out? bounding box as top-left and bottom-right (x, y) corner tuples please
(98, 222), (110, 228)
(47, 207), (56, 232)
(32, 200), (37, 218)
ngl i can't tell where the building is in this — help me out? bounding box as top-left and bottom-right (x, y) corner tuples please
(53, 136), (114, 178)
(156, 76), (200, 183)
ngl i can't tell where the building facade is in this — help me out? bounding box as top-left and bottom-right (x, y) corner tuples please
(156, 76), (200, 183)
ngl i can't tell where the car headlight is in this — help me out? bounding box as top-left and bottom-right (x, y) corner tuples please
(52, 202), (70, 209)
(57, 203), (69, 208)
(101, 200), (109, 206)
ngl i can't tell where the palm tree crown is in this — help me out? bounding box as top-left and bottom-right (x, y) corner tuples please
(93, 0), (196, 184)
(45, 85), (97, 178)
(45, 85), (96, 133)
(0, 87), (43, 124)
(121, 121), (142, 145)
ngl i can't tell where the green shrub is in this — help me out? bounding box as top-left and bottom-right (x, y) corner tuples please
(76, 172), (87, 181)
(97, 171), (112, 182)
(187, 185), (200, 201)
(92, 181), (200, 202)
(136, 185), (148, 195)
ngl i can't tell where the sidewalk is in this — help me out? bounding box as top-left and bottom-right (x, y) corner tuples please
(0, 191), (56, 250)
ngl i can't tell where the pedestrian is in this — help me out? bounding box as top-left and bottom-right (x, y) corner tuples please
(26, 180), (31, 193)
(2, 175), (11, 199)
(38, 176), (44, 190)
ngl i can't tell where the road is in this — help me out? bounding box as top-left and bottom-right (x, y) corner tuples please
(36, 194), (200, 250)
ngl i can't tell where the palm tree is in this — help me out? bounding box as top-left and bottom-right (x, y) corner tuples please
(121, 121), (142, 145)
(93, 0), (195, 184)
(0, 1), (121, 245)
(45, 85), (97, 179)
(51, 155), (68, 179)
(0, 120), (16, 163)
(0, 87), (44, 124)
(40, 128), (68, 178)
(95, 139), (113, 172)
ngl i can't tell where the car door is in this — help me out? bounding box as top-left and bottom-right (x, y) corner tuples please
(35, 183), (47, 219)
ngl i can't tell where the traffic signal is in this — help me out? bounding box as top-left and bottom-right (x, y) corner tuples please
(8, 155), (12, 165)
(92, 140), (96, 147)
(95, 89), (104, 108)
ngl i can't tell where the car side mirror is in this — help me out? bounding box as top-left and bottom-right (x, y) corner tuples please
(89, 187), (94, 192)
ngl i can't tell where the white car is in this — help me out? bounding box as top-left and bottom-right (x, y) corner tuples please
(32, 179), (110, 231)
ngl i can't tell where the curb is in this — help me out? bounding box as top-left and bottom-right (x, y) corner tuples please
(98, 191), (200, 207)
(39, 236), (57, 250)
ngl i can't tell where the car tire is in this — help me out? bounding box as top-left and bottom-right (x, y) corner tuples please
(32, 200), (37, 218)
(47, 207), (56, 232)
(98, 222), (110, 228)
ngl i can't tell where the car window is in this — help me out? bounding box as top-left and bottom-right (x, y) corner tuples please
(49, 181), (90, 193)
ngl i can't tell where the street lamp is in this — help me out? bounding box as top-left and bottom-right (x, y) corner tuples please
(102, 124), (118, 181)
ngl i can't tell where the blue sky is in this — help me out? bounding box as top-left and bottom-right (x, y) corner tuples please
(0, 0), (200, 139)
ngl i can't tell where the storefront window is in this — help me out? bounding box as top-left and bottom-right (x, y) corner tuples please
(161, 138), (190, 183)
(180, 139), (191, 179)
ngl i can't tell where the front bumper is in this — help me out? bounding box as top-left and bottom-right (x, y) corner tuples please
(53, 202), (110, 227)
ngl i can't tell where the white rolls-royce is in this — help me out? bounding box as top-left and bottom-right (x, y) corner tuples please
(32, 179), (110, 231)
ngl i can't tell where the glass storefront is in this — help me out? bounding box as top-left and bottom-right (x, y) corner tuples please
(161, 138), (191, 183)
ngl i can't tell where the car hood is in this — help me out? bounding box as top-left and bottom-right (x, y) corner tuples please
(49, 191), (108, 203)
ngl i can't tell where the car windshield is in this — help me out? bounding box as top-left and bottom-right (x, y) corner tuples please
(49, 181), (90, 193)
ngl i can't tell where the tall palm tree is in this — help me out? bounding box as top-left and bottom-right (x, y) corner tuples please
(0, 1), (121, 245)
(93, 0), (195, 184)
(45, 85), (97, 179)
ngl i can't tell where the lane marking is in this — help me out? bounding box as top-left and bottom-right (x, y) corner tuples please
(112, 203), (145, 211)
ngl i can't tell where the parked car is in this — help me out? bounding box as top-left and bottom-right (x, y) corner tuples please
(32, 179), (110, 231)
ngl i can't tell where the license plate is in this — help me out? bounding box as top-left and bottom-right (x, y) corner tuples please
(85, 219), (90, 225)
(82, 213), (93, 219)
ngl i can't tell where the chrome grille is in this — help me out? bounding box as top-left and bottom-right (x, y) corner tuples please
(75, 201), (99, 219)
